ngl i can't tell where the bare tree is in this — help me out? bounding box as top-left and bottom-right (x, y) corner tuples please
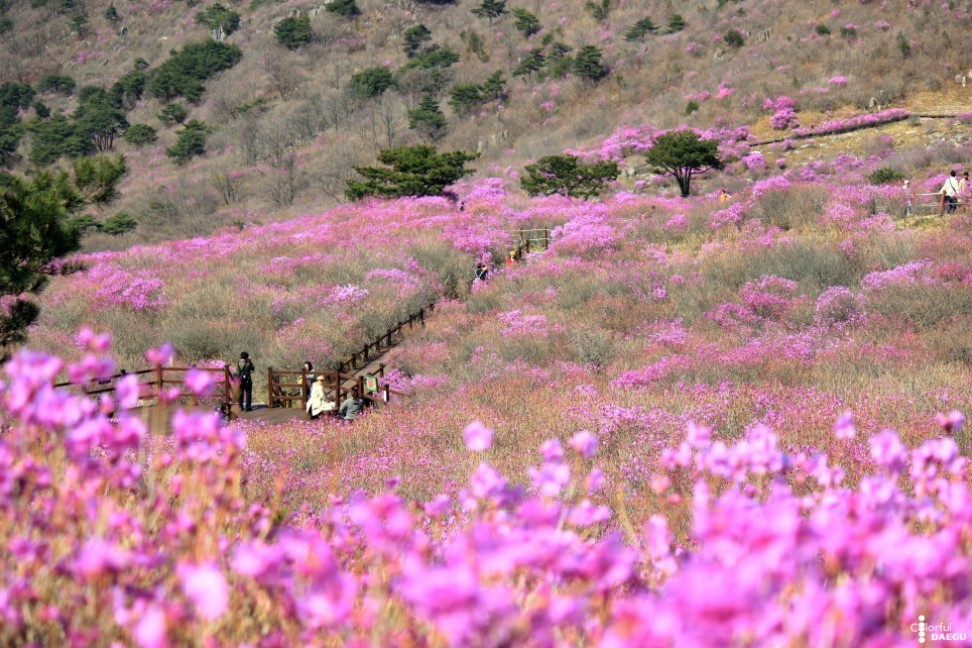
(210, 169), (245, 205)
(265, 151), (301, 207)
(262, 52), (305, 101)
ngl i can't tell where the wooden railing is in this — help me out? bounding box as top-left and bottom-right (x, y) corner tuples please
(53, 365), (233, 407)
(512, 228), (552, 256)
(336, 301), (435, 374)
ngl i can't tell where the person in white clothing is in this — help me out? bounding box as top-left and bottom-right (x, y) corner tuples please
(941, 170), (960, 214)
(306, 374), (336, 420)
(903, 179), (913, 217)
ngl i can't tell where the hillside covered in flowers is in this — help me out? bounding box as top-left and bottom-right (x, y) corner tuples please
(7, 0), (972, 645)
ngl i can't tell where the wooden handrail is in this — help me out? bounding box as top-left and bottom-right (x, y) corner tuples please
(53, 365), (232, 408)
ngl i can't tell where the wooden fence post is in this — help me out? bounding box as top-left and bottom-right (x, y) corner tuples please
(155, 365), (163, 401)
(267, 367), (274, 409)
(223, 364), (231, 405)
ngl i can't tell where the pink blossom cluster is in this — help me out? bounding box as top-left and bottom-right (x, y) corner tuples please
(791, 109), (910, 139)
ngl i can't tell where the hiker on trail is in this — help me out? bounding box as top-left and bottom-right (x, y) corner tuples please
(718, 188), (731, 203)
(941, 170), (960, 214)
(339, 386), (365, 421)
(237, 351), (255, 412)
(474, 262), (489, 284)
(306, 374), (336, 420)
(505, 249), (518, 267)
(459, 200), (466, 212)
(903, 179), (913, 217)
(301, 361), (315, 404)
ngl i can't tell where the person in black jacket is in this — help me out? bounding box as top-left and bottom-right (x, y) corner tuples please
(237, 351), (255, 412)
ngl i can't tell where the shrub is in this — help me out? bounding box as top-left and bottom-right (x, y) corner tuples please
(724, 29), (744, 48)
(462, 29), (490, 62)
(101, 211), (137, 235)
(512, 8), (540, 37)
(584, 0), (610, 21)
(520, 154), (619, 199)
(274, 14), (312, 49)
(815, 23), (831, 36)
(0, 16), (11, 35)
(897, 32), (911, 57)
(403, 46), (460, 71)
(325, 0), (360, 17)
(346, 145), (476, 200)
(869, 167), (906, 185)
(403, 24), (432, 58)
(0, 82), (36, 110)
(572, 46), (608, 82)
(165, 120), (208, 164)
(37, 74), (76, 95)
(348, 67), (395, 98)
(104, 3), (119, 24)
(625, 17), (657, 41)
(840, 25), (857, 39)
(147, 41), (242, 102)
(666, 14), (686, 33)
(123, 123), (158, 147)
(32, 101), (50, 120)
(109, 69), (147, 110)
(196, 3), (241, 35)
(159, 102), (189, 125)
(685, 101), (699, 115)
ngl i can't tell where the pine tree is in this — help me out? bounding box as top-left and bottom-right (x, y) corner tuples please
(667, 14), (686, 33)
(326, 0), (360, 17)
(480, 71), (508, 101)
(644, 130), (722, 197)
(408, 94), (447, 141)
(512, 8), (540, 37)
(573, 46), (608, 82)
(513, 48), (545, 77)
(521, 154), (619, 199)
(0, 155), (126, 360)
(346, 145), (476, 200)
(625, 17), (657, 41)
(104, 3), (120, 26)
(472, 0), (507, 24)
(404, 24), (432, 58)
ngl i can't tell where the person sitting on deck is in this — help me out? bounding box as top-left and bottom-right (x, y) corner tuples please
(339, 386), (365, 421)
(306, 374), (336, 420)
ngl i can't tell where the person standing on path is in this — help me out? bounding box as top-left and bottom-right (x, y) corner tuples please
(941, 170), (960, 214)
(237, 351), (255, 412)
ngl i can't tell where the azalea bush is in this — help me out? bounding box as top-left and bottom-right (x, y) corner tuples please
(2, 341), (971, 646)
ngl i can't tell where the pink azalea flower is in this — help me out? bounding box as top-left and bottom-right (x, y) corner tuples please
(178, 562), (228, 621)
(463, 420), (494, 451)
(568, 431), (598, 458)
